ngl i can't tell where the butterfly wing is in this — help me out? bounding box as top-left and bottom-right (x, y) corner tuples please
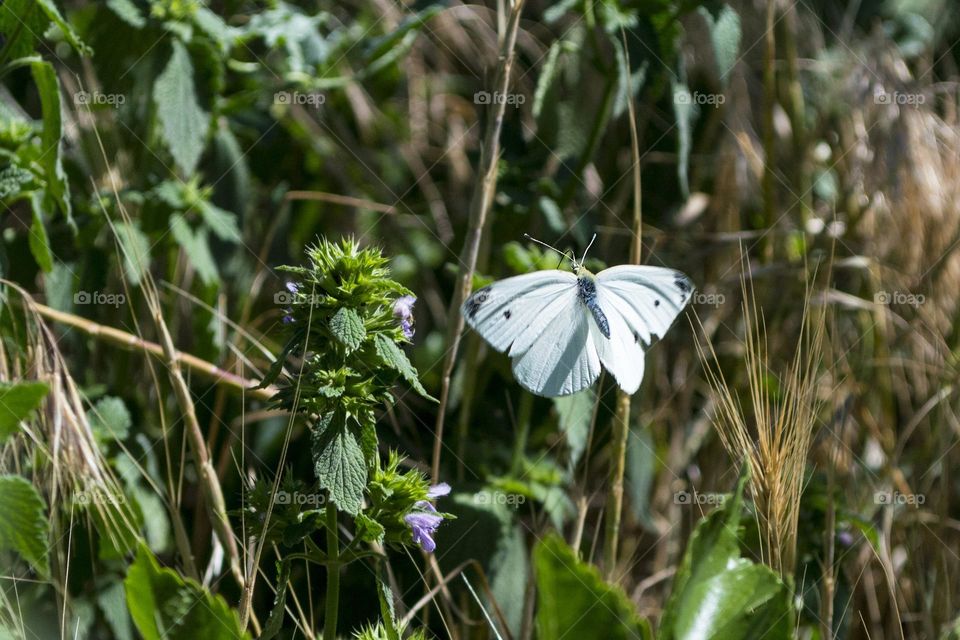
(592, 265), (694, 394)
(462, 270), (600, 396)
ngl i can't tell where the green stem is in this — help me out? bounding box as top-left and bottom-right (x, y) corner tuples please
(324, 504), (340, 640)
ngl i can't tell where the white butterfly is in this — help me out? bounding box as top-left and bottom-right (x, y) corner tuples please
(461, 235), (694, 397)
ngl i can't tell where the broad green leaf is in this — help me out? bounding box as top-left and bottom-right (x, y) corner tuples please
(329, 307), (365, 352)
(553, 389), (594, 467)
(373, 334), (434, 400)
(535, 534), (651, 640)
(198, 201), (242, 243)
(672, 79), (695, 197)
(125, 544), (250, 640)
(106, 0), (146, 28)
(0, 381), (49, 443)
(29, 192), (54, 272)
(34, 0), (89, 54)
(87, 396), (132, 442)
(154, 41), (209, 175)
(0, 0), (52, 59)
(0, 475), (50, 575)
(260, 560), (290, 640)
(170, 214), (219, 286)
(311, 417), (366, 515)
(699, 5), (741, 85)
(30, 61), (73, 226)
(98, 581), (134, 640)
(114, 221), (150, 285)
(626, 425), (656, 530)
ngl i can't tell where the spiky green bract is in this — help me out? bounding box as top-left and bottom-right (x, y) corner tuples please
(356, 451), (453, 547)
(353, 622), (428, 640)
(260, 237), (433, 515)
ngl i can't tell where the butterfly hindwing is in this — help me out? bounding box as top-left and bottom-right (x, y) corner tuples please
(512, 302), (601, 396)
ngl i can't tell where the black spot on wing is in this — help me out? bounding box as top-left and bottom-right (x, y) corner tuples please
(633, 331), (640, 344)
(465, 286), (491, 319)
(674, 274), (693, 304)
(654, 299), (660, 307)
(503, 310), (512, 319)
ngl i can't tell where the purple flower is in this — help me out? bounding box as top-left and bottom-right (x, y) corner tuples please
(286, 282), (299, 293)
(282, 312), (295, 324)
(393, 295), (416, 340)
(405, 482), (450, 553)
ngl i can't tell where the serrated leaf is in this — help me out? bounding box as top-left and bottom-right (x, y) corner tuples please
(29, 192), (54, 272)
(329, 307), (365, 352)
(125, 544), (250, 640)
(535, 534), (651, 640)
(311, 419), (366, 515)
(373, 334), (433, 400)
(699, 4), (741, 85)
(0, 381), (49, 443)
(553, 389), (593, 467)
(88, 396), (132, 442)
(0, 166), (34, 201)
(114, 221), (150, 285)
(33, 0), (89, 54)
(31, 61), (73, 226)
(106, 0), (146, 27)
(0, 475), (50, 576)
(154, 41), (209, 175)
(198, 201), (242, 243)
(170, 214), (219, 285)
(97, 581), (134, 640)
(260, 560), (290, 640)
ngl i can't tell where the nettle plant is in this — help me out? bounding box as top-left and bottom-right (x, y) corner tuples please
(252, 237), (447, 638)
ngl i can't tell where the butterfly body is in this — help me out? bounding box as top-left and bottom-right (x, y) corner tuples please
(462, 262), (693, 397)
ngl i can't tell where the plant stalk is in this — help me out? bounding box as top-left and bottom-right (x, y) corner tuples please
(324, 504), (340, 640)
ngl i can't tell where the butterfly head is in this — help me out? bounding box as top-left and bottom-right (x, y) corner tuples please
(524, 233), (597, 275)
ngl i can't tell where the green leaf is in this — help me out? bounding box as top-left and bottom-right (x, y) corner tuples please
(311, 418), (366, 515)
(31, 60), (73, 227)
(373, 334), (434, 400)
(699, 5), (741, 85)
(329, 307), (365, 352)
(0, 381), (49, 444)
(659, 469), (794, 639)
(0, 0), (49, 59)
(106, 0), (146, 28)
(114, 221), (150, 285)
(34, 0), (89, 54)
(361, 5), (442, 76)
(198, 201), (242, 243)
(553, 389), (593, 467)
(170, 214), (219, 285)
(535, 534), (651, 640)
(0, 165), (34, 201)
(672, 79), (695, 197)
(125, 544), (250, 640)
(87, 396), (132, 442)
(154, 41), (210, 175)
(626, 425), (656, 530)
(29, 192), (54, 272)
(533, 40), (564, 121)
(259, 560), (290, 640)
(98, 581), (134, 640)
(0, 475), (50, 576)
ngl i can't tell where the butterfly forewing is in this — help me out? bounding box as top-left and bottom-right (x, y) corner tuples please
(512, 304), (601, 396)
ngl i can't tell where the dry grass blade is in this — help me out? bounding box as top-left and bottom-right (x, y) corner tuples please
(694, 256), (826, 578)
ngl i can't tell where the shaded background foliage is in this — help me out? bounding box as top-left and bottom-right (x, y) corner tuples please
(2, 0), (960, 638)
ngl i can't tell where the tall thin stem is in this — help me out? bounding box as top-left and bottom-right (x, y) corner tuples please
(323, 504), (340, 640)
(431, 0), (526, 480)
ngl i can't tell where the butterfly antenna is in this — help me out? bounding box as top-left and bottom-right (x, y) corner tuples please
(523, 233), (572, 266)
(580, 233), (598, 265)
